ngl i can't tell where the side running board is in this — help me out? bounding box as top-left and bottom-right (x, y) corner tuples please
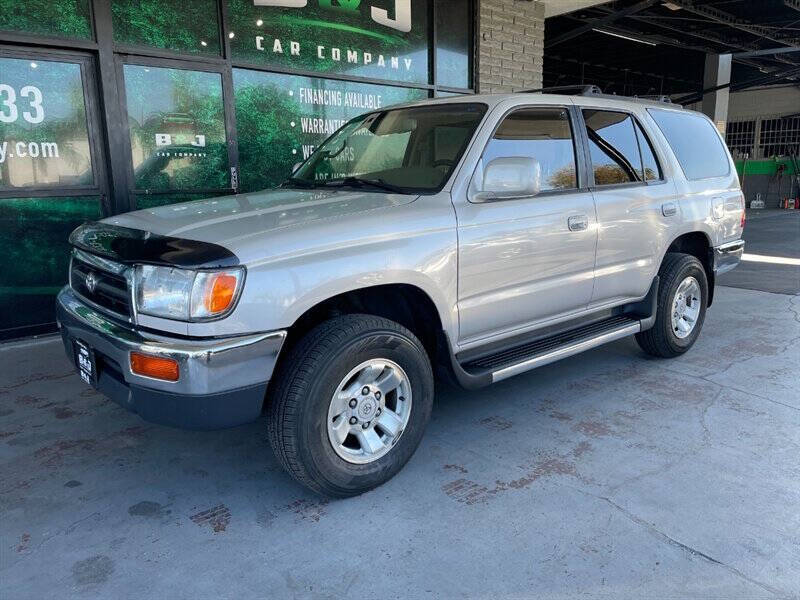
(464, 315), (641, 383)
(441, 276), (659, 389)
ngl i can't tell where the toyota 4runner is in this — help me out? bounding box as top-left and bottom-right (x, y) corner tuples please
(57, 90), (745, 496)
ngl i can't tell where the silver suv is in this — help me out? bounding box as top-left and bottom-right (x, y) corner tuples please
(57, 91), (745, 496)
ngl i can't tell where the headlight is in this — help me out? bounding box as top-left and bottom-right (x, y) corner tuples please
(134, 265), (244, 321)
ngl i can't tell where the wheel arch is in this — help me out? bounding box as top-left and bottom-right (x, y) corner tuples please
(663, 231), (715, 306)
(278, 283), (447, 369)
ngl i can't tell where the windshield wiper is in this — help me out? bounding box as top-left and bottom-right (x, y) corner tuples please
(280, 176), (318, 189)
(321, 176), (409, 194)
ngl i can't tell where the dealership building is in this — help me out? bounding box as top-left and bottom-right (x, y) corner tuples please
(1, 0), (798, 339)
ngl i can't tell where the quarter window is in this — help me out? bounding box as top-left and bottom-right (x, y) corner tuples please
(648, 108), (730, 180)
(582, 109), (643, 186)
(483, 108), (578, 192)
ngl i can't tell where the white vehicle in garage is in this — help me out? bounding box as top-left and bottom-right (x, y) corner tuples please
(57, 88), (745, 496)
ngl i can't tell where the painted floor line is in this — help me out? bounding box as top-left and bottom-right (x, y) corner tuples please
(741, 253), (800, 266)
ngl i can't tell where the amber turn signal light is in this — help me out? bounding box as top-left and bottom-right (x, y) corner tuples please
(205, 273), (238, 314)
(130, 352), (179, 382)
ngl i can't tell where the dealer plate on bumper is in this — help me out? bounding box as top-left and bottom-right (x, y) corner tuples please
(73, 339), (97, 386)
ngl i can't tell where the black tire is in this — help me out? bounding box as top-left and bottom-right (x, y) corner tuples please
(635, 252), (709, 358)
(267, 314), (434, 497)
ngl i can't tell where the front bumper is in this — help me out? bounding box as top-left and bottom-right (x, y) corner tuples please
(56, 286), (286, 430)
(713, 239), (745, 275)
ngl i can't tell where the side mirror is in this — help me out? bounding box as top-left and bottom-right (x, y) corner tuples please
(469, 157), (541, 203)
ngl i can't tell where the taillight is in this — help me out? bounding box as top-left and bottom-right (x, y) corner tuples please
(740, 194), (746, 229)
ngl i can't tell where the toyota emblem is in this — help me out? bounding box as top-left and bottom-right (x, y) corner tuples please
(85, 271), (98, 293)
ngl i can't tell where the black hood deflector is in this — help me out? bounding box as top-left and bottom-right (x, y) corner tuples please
(69, 222), (239, 269)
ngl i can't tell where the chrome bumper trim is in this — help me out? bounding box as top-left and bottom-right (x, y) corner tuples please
(713, 239), (745, 276)
(56, 286), (286, 396)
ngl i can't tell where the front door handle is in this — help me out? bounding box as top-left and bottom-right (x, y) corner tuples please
(568, 214), (589, 231)
(662, 202), (677, 217)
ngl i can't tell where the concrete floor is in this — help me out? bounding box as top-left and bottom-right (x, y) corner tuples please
(2, 215), (799, 599)
(718, 210), (800, 295)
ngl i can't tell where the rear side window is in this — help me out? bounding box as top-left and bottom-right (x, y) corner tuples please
(582, 110), (644, 186)
(483, 108), (578, 191)
(648, 109), (730, 180)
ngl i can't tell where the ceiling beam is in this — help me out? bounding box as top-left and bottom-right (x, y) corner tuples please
(546, 54), (697, 87)
(587, 8), (798, 72)
(629, 15), (758, 53)
(668, 0), (800, 48)
(551, 2), (800, 89)
(573, 10), (783, 72)
(734, 46), (800, 59)
(633, 4), (800, 72)
(545, 0), (660, 49)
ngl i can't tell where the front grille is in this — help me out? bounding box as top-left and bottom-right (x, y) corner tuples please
(71, 255), (132, 318)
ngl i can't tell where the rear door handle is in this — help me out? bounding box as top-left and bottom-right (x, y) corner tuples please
(662, 202), (677, 217)
(568, 214), (589, 231)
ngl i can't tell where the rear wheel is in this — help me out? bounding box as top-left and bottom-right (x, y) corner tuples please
(267, 314), (434, 497)
(636, 253), (708, 358)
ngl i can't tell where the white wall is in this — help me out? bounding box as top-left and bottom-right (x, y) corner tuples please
(684, 84), (800, 121)
(726, 85), (800, 121)
(542, 0), (609, 18)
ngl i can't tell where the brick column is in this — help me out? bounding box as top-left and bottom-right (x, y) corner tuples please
(476, 0), (545, 94)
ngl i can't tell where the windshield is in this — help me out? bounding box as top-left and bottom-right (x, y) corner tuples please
(288, 103), (487, 194)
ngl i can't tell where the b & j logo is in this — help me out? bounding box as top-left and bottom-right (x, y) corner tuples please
(253, 0), (412, 33)
(252, 0), (415, 72)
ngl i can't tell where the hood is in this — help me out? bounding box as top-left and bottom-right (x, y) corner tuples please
(105, 188), (417, 249)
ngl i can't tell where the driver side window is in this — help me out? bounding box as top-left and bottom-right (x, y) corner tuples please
(483, 108), (578, 192)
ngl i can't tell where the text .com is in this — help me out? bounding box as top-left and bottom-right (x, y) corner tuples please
(0, 140), (60, 163)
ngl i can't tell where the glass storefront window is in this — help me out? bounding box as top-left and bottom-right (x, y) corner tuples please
(436, 0), (471, 89)
(0, 195), (101, 336)
(0, 0), (92, 40)
(0, 57), (94, 190)
(122, 64), (230, 192)
(111, 0), (221, 56)
(228, 0), (430, 85)
(232, 68), (427, 193)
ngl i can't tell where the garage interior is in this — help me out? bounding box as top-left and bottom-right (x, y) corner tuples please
(544, 0), (800, 208)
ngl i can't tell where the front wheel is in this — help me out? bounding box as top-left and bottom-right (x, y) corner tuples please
(636, 253), (708, 358)
(267, 314), (434, 497)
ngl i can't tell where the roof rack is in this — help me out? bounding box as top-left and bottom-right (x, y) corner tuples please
(520, 84), (602, 95)
(633, 94), (673, 104)
(519, 85), (674, 106)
